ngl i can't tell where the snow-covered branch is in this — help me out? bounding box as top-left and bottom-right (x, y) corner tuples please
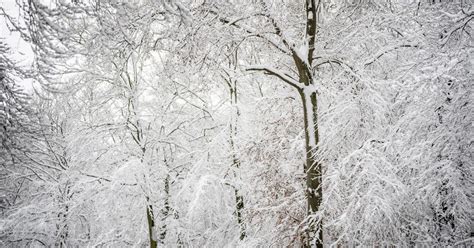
(246, 65), (303, 89)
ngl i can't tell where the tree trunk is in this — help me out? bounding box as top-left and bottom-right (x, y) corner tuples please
(234, 189), (245, 240)
(301, 1), (322, 246)
(159, 162), (170, 243)
(127, 95), (157, 248)
(235, 0), (322, 245)
(56, 182), (71, 248)
(146, 197), (157, 248)
(230, 81), (246, 240)
(300, 90), (322, 248)
(140, 148), (156, 248)
(223, 50), (246, 240)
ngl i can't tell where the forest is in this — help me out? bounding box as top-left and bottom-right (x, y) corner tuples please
(0, 0), (473, 247)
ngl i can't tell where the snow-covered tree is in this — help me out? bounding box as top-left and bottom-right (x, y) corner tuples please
(1, 0), (471, 247)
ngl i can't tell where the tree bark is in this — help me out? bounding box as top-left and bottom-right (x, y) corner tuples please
(223, 50), (246, 240)
(159, 155), (171, 243)
(299, 89), (322, 248)
(301, 1), (322, 246)
(229, 76), (246, 240)
(146, 198), (157, 248)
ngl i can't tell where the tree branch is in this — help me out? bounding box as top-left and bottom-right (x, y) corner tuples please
(207, 10), (290, 55)
(364, 44), (419, 67)
(246, 65), (303, 89)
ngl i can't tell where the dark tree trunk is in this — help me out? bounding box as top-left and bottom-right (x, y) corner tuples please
(230, 79), (246, 240)
(160, 160), (170, 243)
(299, 90), (322, 248)
(146, 197), (157, 248)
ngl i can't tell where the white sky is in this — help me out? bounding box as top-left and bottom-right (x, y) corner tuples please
(1, 0), (35, 92)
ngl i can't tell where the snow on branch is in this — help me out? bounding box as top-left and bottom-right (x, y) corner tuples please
(313, 58), (359, 79)
(208, 10), (290, 55)
(245, 65), (303, 89)
(364, 44), (419, 67)
(79, 171), (138, 186)
(440, 13), (473, 47)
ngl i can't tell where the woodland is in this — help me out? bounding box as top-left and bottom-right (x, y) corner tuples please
(0, 0), (473, 247)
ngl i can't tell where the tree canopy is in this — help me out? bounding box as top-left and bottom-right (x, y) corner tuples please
(0, 0), (472, 247)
